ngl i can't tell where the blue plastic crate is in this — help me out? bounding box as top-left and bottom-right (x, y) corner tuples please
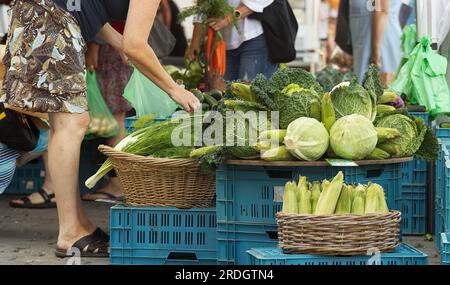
(441, 233), (450, 265)
(4, 139), (108, 196)
(409, 112), (429, 125)
(4, 158), (45, 195)
(125, 116), (137, 132)
(216, 222), (278, 265)
(110, 205), (217, 265)
(396, 184), (426, 235)
(436, 207), (443, 250)
(247, 244), (428, 265)
(401, 160), (428, 184)
(216, 163), (401, 225)
(436, 127), (450, 139)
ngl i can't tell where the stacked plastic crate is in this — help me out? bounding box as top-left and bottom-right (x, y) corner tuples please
(109, 205), (217, 265)
(436, 139), (450, 264)
(397, 112), (430, 235)
(216, 162), (406, 265)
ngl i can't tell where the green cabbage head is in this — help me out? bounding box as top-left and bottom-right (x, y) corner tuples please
(284, 117), (329, 161)
(330, 82), (377, 121)
(330, 114), (378, 160)
(375, 114), (423, 157)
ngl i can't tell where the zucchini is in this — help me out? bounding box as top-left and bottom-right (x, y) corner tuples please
(209, 89), (223, 101)
(203, 93), (218, 107)
(191, 89), (204, 103)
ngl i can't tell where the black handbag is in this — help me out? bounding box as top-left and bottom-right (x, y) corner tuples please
(148, 17), (176, 59)
(249, 0), (299, 64)
(335, 0), (353, 55)
(0, 103), (40, 151)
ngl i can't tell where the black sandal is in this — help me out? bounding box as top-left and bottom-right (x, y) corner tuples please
(9, 189), (56, 209)
(93, 227), (110, 243)
(55, 233), (109, 258)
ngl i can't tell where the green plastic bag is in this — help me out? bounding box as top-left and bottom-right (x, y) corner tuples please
(391, 37), (450, 118)
(85, 71), (119, 139)
(123, 67), (178, 117)
(397, 24), (417, 73)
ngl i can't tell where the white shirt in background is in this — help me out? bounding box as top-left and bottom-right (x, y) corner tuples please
(195, 0), (274, 50)
(319, 2), (330, 40)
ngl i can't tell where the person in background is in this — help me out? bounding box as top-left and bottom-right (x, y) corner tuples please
(1, 0), (199, 258)
(349, 0), (402, 85)
(186, 0), (277, 82)
(319, 0), (330, 60)
(0, 143), (20, 196)
(158, 0), (188, 58)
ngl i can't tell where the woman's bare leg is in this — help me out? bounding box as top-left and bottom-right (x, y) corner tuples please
(48, 112), (96, 250)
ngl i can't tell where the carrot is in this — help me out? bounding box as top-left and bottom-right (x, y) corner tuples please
(205, 27), (215, 62)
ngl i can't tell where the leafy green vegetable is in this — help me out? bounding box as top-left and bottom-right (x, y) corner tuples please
(330, 82), (376, 121)
(251, 68), (324, 112)
(86, 117), (203, 188)
(375, 114), (425, 158)
(316, 67), (344, 92)
(250, 74), (277, 110)
(330, 114), (378, 160)
(275, 88), (322, 129)
(362, 64), (384, 100)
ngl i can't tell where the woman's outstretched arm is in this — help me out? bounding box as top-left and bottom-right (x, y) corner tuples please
(99, 0), (200, 112)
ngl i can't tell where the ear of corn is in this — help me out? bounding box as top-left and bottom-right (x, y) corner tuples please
(376, 127), (401, 143)
(282, 181), (298, 214)
(189, 145), (220, 158)
(231, 82), (258, 102)
(376, 104), (397, 114)
(367, 147), (391, 160)
(258, 129), (287, 144)
(314, 171), (344, 215)
(335, 185), (351, 215)
(252, 141), (273, 151)
(297, 177), (312, 214)
(365, 183), (380, 214)
(351, 185), (366, 214)
(347, 184), (356, 204)
(310, 181), (321, 213)
(261, 146), (294, 161)
(321, 92), (336, 132)
(376, 184), (390, 213)
(310, 99), (321, 122)
(378, 91), (398, 104)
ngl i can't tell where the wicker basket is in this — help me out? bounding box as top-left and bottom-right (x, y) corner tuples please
(276, 211), (401, 256)
(98, 145), (215, 208)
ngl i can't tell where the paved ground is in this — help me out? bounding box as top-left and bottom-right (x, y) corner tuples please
(0, 195), (110, 265)
(0, 195), (442, 265)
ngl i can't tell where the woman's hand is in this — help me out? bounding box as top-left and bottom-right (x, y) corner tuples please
(370, 51), (381, 68)
(186, 23), (202, 62)
(168, 85), (201, 112)
(186, 39), (201, 62)
(85, 43), (100, 70)
(208, 14), (232, 31)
